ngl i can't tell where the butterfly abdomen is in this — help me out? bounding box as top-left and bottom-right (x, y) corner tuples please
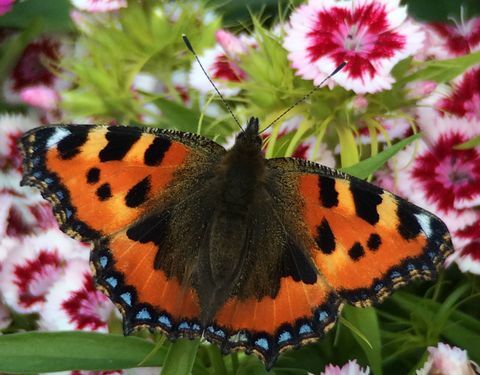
(196, 124), (267, 322)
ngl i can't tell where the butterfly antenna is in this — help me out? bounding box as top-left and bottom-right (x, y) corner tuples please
(182, 34), (244, 131)
(259, 61), (347, 134)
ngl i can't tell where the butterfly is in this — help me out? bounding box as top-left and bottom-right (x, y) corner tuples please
(20, 117), (453, 368)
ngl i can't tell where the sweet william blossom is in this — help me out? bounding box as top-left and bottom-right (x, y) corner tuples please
(189, 29), (253, 97)
(321, 360), (370, 375)
(284, 0), (424, 93)
(417, 343), (479, 375)
(40, 260), (113, 332)
(424, 16), (480, 59)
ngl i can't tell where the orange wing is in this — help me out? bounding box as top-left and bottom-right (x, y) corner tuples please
(20, 125), (224, 241)
(268, 158), (454, 306)
(207, 277), (340, 368)
(20, 124), (225, 338)
(91, 231), (202, 337)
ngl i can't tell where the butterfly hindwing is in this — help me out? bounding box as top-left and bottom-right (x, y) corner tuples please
(91, 231), (202, 337)
(268, 158), (454, 306)
(20, 125), (225, 241)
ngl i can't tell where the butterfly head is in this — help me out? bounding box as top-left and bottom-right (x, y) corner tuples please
(233, 117), (262, 153)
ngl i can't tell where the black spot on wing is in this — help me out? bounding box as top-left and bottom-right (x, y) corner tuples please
(99, 127), (141, 162)
(144, 137), (171, 166)
(125, 176), (151, 208)
(367, 233), (381, 251)
(96, 183), (112, 201)
(318, 176), (338, 208)
(315, 218), (336, 254)
(57, 128), (89, 160)
(397, 201), (421, 240)
(281, 237), (317, 284)
(348, 242), (365, 261)
(350, 184), (383, 225)
(126, 211), (171, 270)
(86, 167), (100, 184)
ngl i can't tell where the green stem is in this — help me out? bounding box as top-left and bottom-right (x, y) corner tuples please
(161, 338), (200, 375)
(207, 345), (228, 375)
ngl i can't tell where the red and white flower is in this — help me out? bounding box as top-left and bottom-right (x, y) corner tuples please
(0, 173), (56, 240)
(40, 260), (113, 332)
(284, 0), (424, 93)
(437, 67), (480, 122)
(70, 0), (127, 13)
(423, 16), (480, 59)
(417, 343), (479, 375)
(390, 114), (480, 273)
(0, 230), (89, 313)
(0, 113), (37, 172)
(322, 360), (370, 375)
(189, 30), (253, 97)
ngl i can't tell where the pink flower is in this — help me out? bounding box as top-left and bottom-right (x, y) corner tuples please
(437, 67), (480, 122)
(19, 85), (59, 110)
(70, 0), (127, 13)
(322, 360), (370, 375)
(417, 343), (478, 375)
(40, 260), (113, 332)
(424, 16), (480, 59)
(284, 0), (424, 93)
(0, 230), (88, 313)
(189, 30), (253, 97)
(0, 0), (15, 15)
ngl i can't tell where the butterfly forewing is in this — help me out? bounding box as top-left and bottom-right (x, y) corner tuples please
(267, 157), (454, 306)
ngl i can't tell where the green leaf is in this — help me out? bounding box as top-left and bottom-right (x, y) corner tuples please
(153, 97), (235, 141)
(454, 135), (480, 150)
(0, 331), (166, 373)
(162, 339), (200, 375)
(341, 133), (421, 179)
(343, 306), (383, 375)
(404, 51), (480, 83)
(0, 0), (73, 32)
(336, 125), (359, 168)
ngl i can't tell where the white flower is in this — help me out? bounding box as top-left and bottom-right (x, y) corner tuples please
(417, 343), (478, 375)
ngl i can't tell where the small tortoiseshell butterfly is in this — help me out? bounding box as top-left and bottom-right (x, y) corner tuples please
(20, 118), (453, 367)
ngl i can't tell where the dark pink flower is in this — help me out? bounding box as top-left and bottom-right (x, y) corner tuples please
(0, 0), (15, 16)
(437, 67), (480, 122)
(425, 16), (480, 59)
(10, 39), (60, 92)
(284, 0), (424, 93)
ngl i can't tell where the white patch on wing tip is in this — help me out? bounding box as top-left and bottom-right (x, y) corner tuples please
(415, 213), (432, 237)
(46, 128), (71, 148)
